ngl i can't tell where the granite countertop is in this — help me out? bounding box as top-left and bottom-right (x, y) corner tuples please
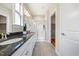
(0, 32), (34, 56)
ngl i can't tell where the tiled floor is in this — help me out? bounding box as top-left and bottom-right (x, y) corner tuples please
(32, 41), (57, 56)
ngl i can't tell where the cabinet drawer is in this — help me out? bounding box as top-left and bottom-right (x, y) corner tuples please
(12, 40), (30, 56)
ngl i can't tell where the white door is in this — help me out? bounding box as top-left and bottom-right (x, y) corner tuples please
(37, 24), (45, 41)
(59, 3), (79, 56)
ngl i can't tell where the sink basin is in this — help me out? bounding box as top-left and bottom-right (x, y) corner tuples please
(0, 38), (23, 45)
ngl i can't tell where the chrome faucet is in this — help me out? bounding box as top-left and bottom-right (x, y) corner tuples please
(4, 34), (7, 39)
(0, 33), (7, 40)
(0, 33), (4, 39)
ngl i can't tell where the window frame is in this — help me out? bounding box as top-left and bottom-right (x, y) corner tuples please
(14, 3), (23, 26)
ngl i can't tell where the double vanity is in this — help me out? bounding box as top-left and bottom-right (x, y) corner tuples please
(0, 32), (37, 56)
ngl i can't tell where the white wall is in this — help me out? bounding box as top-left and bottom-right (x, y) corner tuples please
(45, 4), (58, 42)
(33, 16), (46, 41)
(45, 4), (61, 55)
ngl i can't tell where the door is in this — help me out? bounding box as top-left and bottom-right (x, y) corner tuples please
(51, 14), (55, 47)
(60, 3), (79, 56)
(37, 24), (45, 41)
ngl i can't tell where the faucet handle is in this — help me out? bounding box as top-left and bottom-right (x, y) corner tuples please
(1, 33), (4, 39)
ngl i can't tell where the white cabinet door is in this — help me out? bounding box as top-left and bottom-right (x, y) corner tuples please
(59, 3), (79, 56)
(25, 34), (37, 56)
(12, 34), (37, 56)
(12, 41), (29, 56)
(22, 37), (34, 56)
(21, 34), (37, 56)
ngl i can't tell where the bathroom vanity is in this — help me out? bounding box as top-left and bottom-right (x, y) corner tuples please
(12, 32), (37, 56)
(0, 32), (37, 56)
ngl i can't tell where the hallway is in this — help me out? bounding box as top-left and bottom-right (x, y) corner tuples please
(32, 41), (57, 56)
(1, 3), (79, 56)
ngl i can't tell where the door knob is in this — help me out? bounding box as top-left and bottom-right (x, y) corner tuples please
(61, 33), (66, 36)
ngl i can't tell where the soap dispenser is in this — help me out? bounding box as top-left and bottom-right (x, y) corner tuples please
(23, 24), (27, 34)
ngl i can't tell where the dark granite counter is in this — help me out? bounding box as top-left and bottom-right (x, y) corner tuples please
(0, 32), (34, 56)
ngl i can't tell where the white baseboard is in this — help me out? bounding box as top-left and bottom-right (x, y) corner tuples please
(36, 39), (50, 42)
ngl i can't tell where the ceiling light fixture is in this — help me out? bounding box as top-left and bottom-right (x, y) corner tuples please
(24, 8), (31, 17)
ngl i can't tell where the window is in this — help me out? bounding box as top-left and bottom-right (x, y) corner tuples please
(14, 12), (20, 25)
(24, 8), (31, 17)
(14, 3), (23, 26)
(20, 4), (23, 26)
(15, 3), (20, 12)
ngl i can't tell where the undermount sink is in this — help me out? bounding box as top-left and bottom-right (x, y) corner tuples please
(0, 38), (22, 45)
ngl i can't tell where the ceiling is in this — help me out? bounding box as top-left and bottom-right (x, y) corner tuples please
(24, 3), (57, 16)
(0, 3), (57, 16)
